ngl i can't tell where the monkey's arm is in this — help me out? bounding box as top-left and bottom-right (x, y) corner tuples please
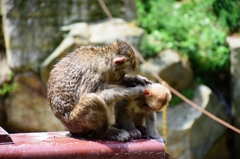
(114, 100), (141, 139)
(119, 75), (152, 87)
(98, 86), (143, 106)
(145, 112), (166, 143)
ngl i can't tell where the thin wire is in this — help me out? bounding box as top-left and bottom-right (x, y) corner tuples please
(98, 0), (240, 135)
(133, 46), (240, 134)
(98, 0), (114, 20)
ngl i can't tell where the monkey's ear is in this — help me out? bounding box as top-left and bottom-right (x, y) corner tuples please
(144, 89), (152, 96)
(114, 57), (126, 65)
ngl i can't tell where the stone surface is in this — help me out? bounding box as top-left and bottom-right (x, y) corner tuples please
(0, 58), (12, 85)
(204, 132), (231, 159)
(40, 18), (144, 83)
(3, 73), (65, 132)
(0, 58), (12, 126)
(122, 0), (136, 21)
(140, 50), (193, 90)
(227, 35), (240, 159)
(157, 85), (231, 159)
(2, 0), (64, 72)
(1, 0), (135, 73)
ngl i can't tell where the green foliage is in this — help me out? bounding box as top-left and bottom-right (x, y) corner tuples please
(0, 83), (18, 96)
(136, 0), (231, 83)
(213, 0), (240, 33)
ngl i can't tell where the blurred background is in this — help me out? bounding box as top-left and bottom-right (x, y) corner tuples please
(0, 0), (240, 158)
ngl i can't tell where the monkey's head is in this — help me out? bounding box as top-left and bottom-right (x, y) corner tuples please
(110, 40), (138, 83)
(142, 84), (172, 112)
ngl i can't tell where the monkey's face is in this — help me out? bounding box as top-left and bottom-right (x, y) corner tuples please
(143, 84), (172, 112)
(109, 40), (137, 84)
(116, 40), (137, 71)
(110, 56), (135, 83)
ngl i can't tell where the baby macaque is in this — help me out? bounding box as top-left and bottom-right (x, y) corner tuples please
(114, 83), (171, 142)
(47, 40), (151, 142)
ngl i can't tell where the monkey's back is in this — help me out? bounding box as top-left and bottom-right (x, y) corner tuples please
(47, 47), (109, 118)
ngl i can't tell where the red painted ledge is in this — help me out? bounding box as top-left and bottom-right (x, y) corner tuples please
(0, 130), (169, 159)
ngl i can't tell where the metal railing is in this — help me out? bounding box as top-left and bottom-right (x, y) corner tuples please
(0, 127), (169, 159)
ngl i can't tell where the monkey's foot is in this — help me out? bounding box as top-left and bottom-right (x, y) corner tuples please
(128, 128), (141, 139)
(159, 137), (167, 143)
(136, 126), (147, 137)
(150, 135), (166, 143)
(147, 134), (167, 143)
(102, 127), (131, 142)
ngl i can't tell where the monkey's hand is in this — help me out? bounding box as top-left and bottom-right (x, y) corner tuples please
(119, 75), (152, 87)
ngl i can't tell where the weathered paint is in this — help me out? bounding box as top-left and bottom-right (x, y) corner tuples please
(0, 131), (169, 159)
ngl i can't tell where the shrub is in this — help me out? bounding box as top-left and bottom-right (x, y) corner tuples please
(0, 83), (18, 96)
(213, 0), (240, 33)
(136, 0), (230, 84)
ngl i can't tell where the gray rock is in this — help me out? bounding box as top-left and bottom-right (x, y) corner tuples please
(227, 35), (240, 159)
(2, 0), (64, 72)
(3, 72), (65, 132)
(40, 18), (144, 83)
(140, 50), (193, 90)
(122, 0), (136, 21)
(0, 58), (12, 85)
(228, 36), (240, 123)
(157, 85), (231, 159)
(1, 0), (134, 73)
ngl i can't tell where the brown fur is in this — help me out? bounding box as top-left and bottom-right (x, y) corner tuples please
(47, 40), (151, 141)
(114, 83), (171, 142)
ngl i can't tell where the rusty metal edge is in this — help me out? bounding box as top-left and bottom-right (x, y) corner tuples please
(0, 126), (14, 145)
(0, 131), (169, 159)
